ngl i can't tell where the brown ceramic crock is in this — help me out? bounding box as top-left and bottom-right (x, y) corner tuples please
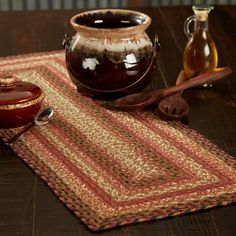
(63, 9), (158, 99)
(0, 74), (44, 129)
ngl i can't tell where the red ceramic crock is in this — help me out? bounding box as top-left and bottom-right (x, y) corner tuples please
(0, 74), (44, 129)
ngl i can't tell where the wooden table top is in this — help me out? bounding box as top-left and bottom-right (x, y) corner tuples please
(0, 6), (236, 236)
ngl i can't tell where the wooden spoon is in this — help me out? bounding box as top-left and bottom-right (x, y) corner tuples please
(158, 70), (189, 120)
(103, 67), (232, 111)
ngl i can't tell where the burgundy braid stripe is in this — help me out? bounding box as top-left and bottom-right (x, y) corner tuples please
(0, 51), (236, 231)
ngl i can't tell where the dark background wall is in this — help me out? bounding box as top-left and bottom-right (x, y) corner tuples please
(0, 0), (235, 11)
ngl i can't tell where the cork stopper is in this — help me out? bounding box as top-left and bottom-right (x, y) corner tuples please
(193, 5), (214, 22)
(0, 73), (16, 87)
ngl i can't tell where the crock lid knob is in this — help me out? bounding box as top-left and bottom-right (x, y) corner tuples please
(0, 74), (16, 87)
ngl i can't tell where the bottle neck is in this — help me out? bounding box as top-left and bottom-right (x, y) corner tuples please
(195, 18), (208, 31)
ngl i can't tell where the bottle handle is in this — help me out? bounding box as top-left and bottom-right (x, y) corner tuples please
(184, 15), (196, 38)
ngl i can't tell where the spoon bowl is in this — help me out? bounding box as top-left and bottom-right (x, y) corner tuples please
(104, 92), (153, 111)
(158, 93), (190, 120)
(158, 70), (190, 120)
(34, 107), (54, 126)
(6, 107), (54, 144)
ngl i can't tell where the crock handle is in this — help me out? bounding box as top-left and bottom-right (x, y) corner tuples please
(131, 34), (159, 87)
(120, 34), (159, 93)
(153, 34), (160, 52)
(62, 34), (72, 49)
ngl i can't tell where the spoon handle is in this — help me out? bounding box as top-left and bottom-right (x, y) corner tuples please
(6, 122), (34, 145)
(154, 67), (232, 98)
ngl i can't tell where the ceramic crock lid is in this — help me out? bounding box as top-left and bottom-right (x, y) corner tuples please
(0, 74), (42, 106)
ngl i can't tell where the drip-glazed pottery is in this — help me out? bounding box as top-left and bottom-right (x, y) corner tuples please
(63, 9), (158, 98)
(0, 74), (44, 129)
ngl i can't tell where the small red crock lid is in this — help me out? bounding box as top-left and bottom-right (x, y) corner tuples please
(0, 74), (42, 106)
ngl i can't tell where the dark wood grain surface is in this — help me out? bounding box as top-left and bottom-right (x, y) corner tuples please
(0, 6), (236, 236)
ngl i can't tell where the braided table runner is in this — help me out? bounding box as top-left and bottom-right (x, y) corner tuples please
(0, 51), (236, 231)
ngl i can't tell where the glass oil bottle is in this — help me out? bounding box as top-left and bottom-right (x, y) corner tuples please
(183, 5), (218, 84)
